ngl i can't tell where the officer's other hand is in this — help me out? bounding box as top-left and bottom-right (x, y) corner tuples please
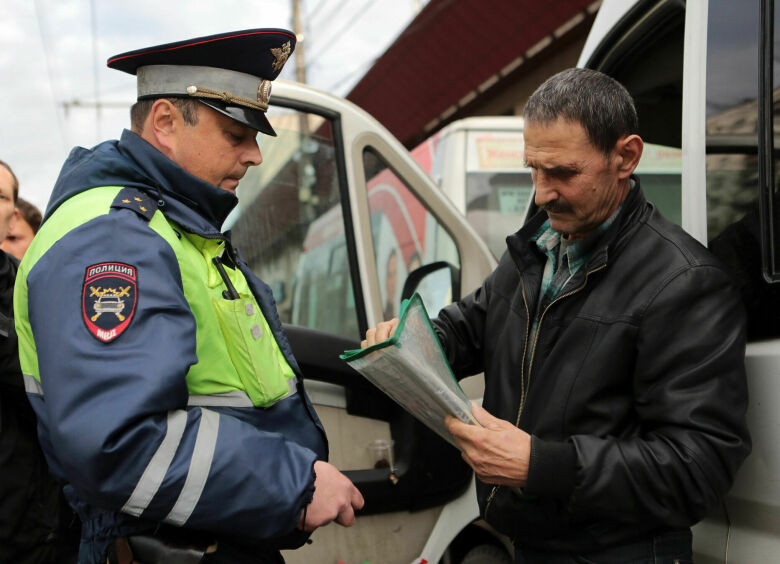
(299, 460), (364, 532)
(361, 318), (399, 348)
(446, 403), (531, 488)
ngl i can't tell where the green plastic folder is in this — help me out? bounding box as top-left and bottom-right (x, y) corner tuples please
(341, 293), (477, 447)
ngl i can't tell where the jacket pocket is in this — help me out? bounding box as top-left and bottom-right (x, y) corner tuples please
(211, 296), (293, 407)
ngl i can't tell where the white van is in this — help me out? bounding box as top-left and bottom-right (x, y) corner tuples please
(413, 116), (682, 260)
(225, 81), (509, 563)
(579, 1), (780, 561)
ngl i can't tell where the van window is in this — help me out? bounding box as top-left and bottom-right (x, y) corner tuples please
(704, 0), (759, 242)
(465, 171), (533, 258)
(763, 0), (780, 283)
(464, 130), (533, 258)
(634, 143), (682, 226)
(363, 148), (460, 318)
(228, 106), (360, 339)
(704, 0), (780, 340)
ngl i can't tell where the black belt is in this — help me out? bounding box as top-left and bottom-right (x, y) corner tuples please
(108, 533), (215, 564)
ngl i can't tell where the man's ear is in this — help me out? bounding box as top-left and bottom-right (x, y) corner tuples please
(614, 134), (644, 179)
(140, 99), (180, 157)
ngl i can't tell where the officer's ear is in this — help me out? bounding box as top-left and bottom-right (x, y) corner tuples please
(142, 99), (181, 157)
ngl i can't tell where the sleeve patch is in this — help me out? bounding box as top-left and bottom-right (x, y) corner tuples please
(82, 262), (138, 343)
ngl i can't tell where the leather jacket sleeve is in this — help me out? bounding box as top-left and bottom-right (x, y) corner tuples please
(534, 263), (751, 526)
(432, 273), (492, 380)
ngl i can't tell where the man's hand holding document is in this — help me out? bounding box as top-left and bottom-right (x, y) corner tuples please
(340, 293), (478, 447)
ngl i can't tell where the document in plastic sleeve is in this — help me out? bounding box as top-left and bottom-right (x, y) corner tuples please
(340, 293), (478, 447)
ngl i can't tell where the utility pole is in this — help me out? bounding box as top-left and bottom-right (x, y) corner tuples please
(291, 0), (314, 219)
(292, 0), (307, 84)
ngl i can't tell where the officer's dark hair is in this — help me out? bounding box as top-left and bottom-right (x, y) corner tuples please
(0, 159), (19, 203)
(130, 98), (200, 133)
(16, 197), (42, 234)
(523, 68), (639, 157)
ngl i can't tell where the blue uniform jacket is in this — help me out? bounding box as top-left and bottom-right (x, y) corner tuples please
(17, 130), (328, 563)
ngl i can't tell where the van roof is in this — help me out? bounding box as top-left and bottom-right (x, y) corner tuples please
(438, 116), (524, 139)
(577, 0), (643, 67)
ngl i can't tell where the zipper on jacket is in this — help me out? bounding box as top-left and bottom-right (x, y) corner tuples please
(484, 262), (606, 518)
(485, 267), (531, 519)
(515, 263), (606, 425)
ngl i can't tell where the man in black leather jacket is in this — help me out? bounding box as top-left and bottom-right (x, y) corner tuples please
(364, 69), (750, 563)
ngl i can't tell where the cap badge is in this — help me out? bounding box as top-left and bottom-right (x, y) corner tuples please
(258, 80), (272, 106)
(270, 41), (292, 72)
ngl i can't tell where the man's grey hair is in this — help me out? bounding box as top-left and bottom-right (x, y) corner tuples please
(523, 68), (638, 156)
(130, 98), (200, 133)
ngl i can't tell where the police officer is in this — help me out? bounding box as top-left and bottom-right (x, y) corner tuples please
(14, 29), (363, 564)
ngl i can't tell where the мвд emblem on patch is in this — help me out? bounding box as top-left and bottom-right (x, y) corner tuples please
(82, 262), (137, 343)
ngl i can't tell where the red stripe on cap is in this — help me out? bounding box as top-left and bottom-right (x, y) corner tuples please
(106, 30), (296, 66)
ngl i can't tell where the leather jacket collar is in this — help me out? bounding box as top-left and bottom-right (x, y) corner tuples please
(506, 175), (647, 276)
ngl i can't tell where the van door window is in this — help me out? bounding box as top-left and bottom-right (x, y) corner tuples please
(704, 0), (759, 241)
(766, 0), (780, 280)
(362, 148), (461, 318)
(227, 106), (360, 339)
(704, 0), (780, 340)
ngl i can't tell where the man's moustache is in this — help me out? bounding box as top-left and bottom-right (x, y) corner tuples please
(543, 202), (572, 213)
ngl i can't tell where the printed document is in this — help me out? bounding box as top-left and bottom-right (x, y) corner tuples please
(341, 293), (478, 447)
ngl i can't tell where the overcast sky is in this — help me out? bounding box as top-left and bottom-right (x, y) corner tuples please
(0, 0), (422, 211)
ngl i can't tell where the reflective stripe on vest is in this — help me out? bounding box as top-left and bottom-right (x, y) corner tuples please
(187, 379), (297, 408)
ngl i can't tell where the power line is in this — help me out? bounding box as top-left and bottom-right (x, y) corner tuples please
(33, 0), (68, 150)
(308, 0), (378, 68)
(308, 0), (348, 33)
(323, 56), (377, 94)
(307, 0), (332, 22)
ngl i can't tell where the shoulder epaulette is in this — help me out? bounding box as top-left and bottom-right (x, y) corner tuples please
(110, 187), (157, 222)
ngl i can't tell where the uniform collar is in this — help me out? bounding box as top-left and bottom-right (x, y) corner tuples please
(117, 129), (238, 233)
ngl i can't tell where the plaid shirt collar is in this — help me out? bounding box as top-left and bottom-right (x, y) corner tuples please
(531, 211), (618, 278)
(531, 179), (634, 278)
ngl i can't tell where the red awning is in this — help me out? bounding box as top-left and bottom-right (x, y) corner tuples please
(347, 0), (597, 146)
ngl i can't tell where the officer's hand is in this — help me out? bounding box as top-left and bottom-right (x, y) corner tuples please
(361, 318), (399, 348)
(446, 403), (531, 488)
(299, 461), (364, 531)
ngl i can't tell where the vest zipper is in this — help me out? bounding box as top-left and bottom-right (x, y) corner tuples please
(483, 262), (606, 518)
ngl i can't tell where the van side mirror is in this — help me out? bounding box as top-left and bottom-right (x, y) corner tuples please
(400, 261), (460, 315)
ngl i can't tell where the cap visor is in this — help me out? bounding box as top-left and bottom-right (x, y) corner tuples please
(198, 99), (277, 136)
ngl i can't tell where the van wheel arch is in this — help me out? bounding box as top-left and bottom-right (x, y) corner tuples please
(442, 520), (513, 564)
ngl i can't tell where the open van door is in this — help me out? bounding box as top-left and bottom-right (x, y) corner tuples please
(224, 80), (501, 563)
(580, 1), (780, 561)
